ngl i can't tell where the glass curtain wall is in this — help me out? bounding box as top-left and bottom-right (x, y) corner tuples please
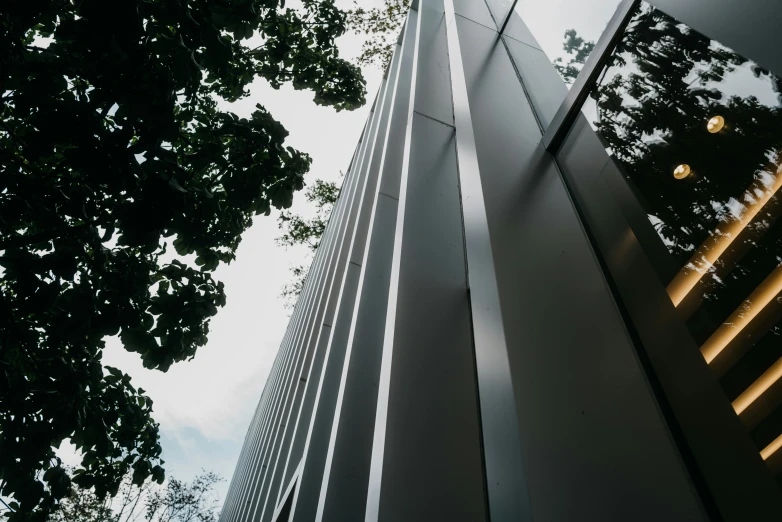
(573, 3), (782, 482)
(516, 0), (782, 501)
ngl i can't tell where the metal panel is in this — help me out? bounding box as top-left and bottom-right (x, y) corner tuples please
(367, 112), (488, 522)
(315, 191), (399, 522)
(268, 58), (398, 513)
(501, 34), (567, 130)
(256, 50), (396, 522)
(235, 163), (352, 522)
(226, 268), (316, 522)
(317, 9), (420, 522)
(288, 263), (360, 522)
(254, 122), (369, 522)
(451, 0), (494, 30)
(289, 33), (410, 522)
(376, 11), (420, 202)
(443, 4), (532, 521)
(483, 0), (515, 31)
(227, 119), (369, 521)
(452, 9), (707, 522)
(222, 134), (365, 522)
(500, 12), (540, 49)
(411, 0), (453, 127)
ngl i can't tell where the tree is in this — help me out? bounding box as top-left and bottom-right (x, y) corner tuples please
(0, 0), (365, 518)
(347, 0), (410, 70)
(276, 178), (340, 307)
(553, 29), (595, 84)
(44, 469), (222, 522)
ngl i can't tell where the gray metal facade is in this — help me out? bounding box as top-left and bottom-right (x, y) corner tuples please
(220, 1), (782, 521)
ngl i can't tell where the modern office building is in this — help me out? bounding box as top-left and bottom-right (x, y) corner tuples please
(220, 0), (782, 520)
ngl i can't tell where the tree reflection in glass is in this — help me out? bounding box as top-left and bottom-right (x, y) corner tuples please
(575, 3), (782, 477)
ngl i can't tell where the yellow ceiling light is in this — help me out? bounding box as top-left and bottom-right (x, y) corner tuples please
(761, 433), (782, 460)
(701, 263), (782, 364)
(667, 164), (782, 307)
(733, 355), (782, 415)
(673, 164), (692, 179)
(707, 115), (725, 133)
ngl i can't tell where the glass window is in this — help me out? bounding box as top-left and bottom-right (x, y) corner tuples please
(513, 0), (622, 85)
(577, 2), (782, 483)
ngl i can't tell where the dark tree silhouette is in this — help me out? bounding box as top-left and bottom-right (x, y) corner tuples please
(554, 29), (595, 84)
(0, 0), (365, 519)
(347, 0), (410, 70)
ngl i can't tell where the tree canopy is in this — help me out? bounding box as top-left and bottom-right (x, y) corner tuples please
(0, 0), (365, 519)
(346, 0), (409, 70)
(47, 468), (221, 522)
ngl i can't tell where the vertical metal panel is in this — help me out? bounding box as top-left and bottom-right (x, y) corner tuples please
(278, 61), (401, 508)
(256, 69), (391, 522)
(252, 94), (378, 518)
(368, 112), (488, 522)
(314, 9), (420, 521)
(316, 10), (418, 521)
(451, 0), (494, 30)
(252, 125), (369, 522)
(375, 19), (421, 201)
(411, 0), (453, 127)
(501, 34), (567, 130)
(288, 264), (360, 522)
(443, 3), (533, 521)
(229, 126), (367, 521)
(557, 115), (782, 521)
(225, 283), (312, 522)
(365, 2), (487, 520)
(314, 191), (398, 521)
(233, 174), (347, 522)
(288, 37), (408, 522)
(450, 8), (708, 521)
(363, 1), (423, 517)
(222, 129), (368, 521)
(260, 67), (395, 520)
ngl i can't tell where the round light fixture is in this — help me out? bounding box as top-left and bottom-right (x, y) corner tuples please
(673, 164), (692, 180)
(707, 115), (725, 133)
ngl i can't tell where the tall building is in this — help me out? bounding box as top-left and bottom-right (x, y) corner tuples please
(220, 0), (782, 520)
